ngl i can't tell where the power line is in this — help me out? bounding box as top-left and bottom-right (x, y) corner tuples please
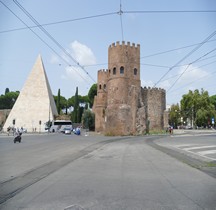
(168, 53), (216, 68)
(1, 9), (215, 34)
(13, 0), (96, 83)
(153, 30), (216, 87)
(160, 60), (216, 83)
(141, 39), (216, 59)
(118, 0), (124, 41)
(167, 47), (216, 92)
(0, 1), (91, 84)
(169, 69), (216, 94)
(0, 12), (118, 34)
(141, 63), (170, 68)
(124, 10), (216, 14)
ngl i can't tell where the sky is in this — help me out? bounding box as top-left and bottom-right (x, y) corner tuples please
(0, 0), (216, 106)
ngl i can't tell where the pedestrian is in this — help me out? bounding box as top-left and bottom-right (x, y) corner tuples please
(7, 126), (10, 136)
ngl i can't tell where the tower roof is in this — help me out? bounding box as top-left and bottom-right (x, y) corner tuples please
(3, 55), (58, 132)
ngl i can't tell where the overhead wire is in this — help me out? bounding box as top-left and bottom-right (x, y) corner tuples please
(141, 39), (216, 59)
(0, 11), (118, 34)
(124, 10), (216, 14)
(13, 0), (96, 83)
(169, 69), (216, 94)
(2, 1), (215, 93)
(0, 1), (90, 84)
(160, 60), (216, 83)
(118, 0), (124, 41)
(153, 29), (216, 87)
(167, 47), (216, 92)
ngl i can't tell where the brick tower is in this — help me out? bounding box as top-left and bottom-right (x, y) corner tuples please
(94, 41), (167, 135)
(93, 69), (108, 132)
(105, 41), (141, 135)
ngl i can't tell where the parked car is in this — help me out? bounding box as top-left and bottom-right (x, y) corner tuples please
(63, 127), (72, 135)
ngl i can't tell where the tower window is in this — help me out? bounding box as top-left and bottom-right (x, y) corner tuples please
(113, 67), (116, 75)
(120, 66), (124, 74)
(134, 68), (137, 75)
(103, 84), (106, 90)
(99, 84), (102, 89)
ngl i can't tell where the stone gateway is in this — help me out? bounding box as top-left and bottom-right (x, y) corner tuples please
(93, 41), (168, 135)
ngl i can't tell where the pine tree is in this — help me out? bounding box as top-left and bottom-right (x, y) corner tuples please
(73, 87), (79, 123)
(5, 88), (10, 95)
(57, 89), (61, 114)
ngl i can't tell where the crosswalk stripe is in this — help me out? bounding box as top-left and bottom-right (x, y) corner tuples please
(184, 145), (216, 151)
(198, 150), (216, 155)
(168, 144), (216, 161)
(175, 144), (197, 148)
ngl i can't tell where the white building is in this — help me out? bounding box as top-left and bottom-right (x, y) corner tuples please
(3, 55), (58, 132)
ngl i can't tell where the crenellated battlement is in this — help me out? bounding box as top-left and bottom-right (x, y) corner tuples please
(94, 41), (167, 135)
(98, 69), (108, 73)
(143, 86), (166, 94)
(109, 41), (140, 49)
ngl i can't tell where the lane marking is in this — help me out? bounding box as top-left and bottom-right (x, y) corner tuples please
(198, 150), (216, 155)
(184, 145), (216, 151)
(168, 144), (216, 161)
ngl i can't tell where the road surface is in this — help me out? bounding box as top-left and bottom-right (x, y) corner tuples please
(0, 132), (216, 210)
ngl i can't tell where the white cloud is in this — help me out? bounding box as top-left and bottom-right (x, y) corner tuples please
(177, 64), (209, 85)
(60, 41), (97, 85)
(70, 40), (96, 66)
(64, 66), (90, 83)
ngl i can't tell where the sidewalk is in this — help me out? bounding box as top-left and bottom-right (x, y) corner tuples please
(173, 128), (216, 135)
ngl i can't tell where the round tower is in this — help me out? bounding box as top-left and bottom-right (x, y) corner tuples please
(94, 69), (108, 132)
(105, 41), (141, 135)
(107, 41), (140, 105)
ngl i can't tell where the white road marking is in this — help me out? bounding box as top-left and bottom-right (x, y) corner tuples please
(174, 144), (198, 148)
(184, 145), (216, 151)
(168, 144), (216, 161)
(198, 150), (216, 155)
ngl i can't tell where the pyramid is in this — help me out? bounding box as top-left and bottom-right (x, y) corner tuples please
(3, 55), (58, 132)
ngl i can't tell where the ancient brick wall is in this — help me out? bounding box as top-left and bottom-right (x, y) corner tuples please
(139, 87), (166, 131)
(93, 41), (167, 135)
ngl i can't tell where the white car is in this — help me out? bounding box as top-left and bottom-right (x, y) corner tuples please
(63, 127), (72, 135)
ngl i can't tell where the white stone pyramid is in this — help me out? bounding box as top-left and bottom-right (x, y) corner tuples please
(3, 55), (58, 132)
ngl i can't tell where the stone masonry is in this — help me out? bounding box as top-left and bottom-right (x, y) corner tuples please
(3, 55), (58, 132)
(93, 41), (167, 135)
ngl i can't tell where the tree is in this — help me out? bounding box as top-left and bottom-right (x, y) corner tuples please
(196, 108), (208, 127)
(82, 109), (95, 131)
(180, 89), (216, 128)
(72, 87), (79, 123)
(5, 88), (9, 95)
(88, 83), (97, 108)
(210, 95), (216, 110)
(0, 91), (19, 109)
(57, 89), (61, 114)
(53, 95), (67, 113)
(169, 103), (180, 128)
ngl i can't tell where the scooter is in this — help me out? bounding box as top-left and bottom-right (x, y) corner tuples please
(14, 132), (22, 143)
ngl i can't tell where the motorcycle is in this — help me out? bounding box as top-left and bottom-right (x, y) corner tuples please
(14, 132), (22, 143)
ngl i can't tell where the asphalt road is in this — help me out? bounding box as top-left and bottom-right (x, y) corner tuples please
(0, 131), (216, 210)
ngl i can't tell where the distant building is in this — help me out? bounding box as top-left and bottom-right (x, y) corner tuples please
(93, 41), (168, 135)
(3, 55), (58, 132)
